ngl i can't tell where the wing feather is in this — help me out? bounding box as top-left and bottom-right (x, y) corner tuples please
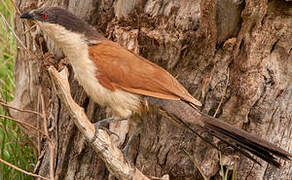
(88, 40), (202, 106)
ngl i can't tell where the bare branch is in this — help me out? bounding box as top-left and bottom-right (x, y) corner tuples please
(0, 157), (49, 180)
(0, 12), (37, 59)
(0, 114), (48, 139)
(48, 66), (150, 180)
(0, 101), (43, 117)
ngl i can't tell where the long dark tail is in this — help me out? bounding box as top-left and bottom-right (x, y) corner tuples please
(198, 113), (292, 167)
(146, 97), (291, 167)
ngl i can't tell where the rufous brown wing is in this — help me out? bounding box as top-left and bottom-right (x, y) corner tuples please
(88, 40), (202, 107)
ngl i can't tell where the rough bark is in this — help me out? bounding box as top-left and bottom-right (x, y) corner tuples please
(12, 0), (292, 179)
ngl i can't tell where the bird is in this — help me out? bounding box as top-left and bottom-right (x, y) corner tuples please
(20, 7), (291, 167)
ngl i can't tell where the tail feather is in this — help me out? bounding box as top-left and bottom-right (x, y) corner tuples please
(199, 114), (292, 167)
(207, 128), (263, 166)
(147, 97), (291, 167)
(205, 121), (280, 167)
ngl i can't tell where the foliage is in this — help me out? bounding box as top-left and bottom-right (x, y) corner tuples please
(0, 0), (35, 179)
(219, 152), (237, 180)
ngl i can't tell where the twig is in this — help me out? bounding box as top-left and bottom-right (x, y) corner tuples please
(8, 0), (39, 58)
(0, 101), (43, 117)
(8, 0), (37, 44)
(0, 102), (55, 179)
(184, 149), (209, 180)
(0, 12), (37, 60)
(0, 114), (47, 138)
(0, 157), (49, 180)
(8, 0), (39, 59)
(40, 93), (55, 180)
(48, 66), (150, 180)
(213, 68), (229, 117)
(8, 0), (21, 15)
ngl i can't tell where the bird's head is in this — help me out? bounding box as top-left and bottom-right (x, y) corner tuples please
(20, 7), (102, 46)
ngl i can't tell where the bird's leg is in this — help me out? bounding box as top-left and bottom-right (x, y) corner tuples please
(92, 115), (130, 142)
(122, 122), (143, 164)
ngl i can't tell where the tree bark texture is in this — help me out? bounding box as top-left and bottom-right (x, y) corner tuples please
(12, 0), (292, 179)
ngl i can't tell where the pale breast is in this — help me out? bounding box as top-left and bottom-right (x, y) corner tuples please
(66, 46), (141, 118)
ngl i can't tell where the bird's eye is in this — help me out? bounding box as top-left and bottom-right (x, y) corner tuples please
(42, 13), (47, 19)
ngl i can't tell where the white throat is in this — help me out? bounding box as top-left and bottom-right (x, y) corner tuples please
(37, 22), (87, 52)
(37, 22), (92, 83)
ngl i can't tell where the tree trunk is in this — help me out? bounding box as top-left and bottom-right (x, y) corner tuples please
(12, 0), (292, 179)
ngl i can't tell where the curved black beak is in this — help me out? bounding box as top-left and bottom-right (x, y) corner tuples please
(20, 11), (33, 19)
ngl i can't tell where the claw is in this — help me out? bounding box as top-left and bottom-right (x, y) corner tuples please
(100, 126), (120, 140)
(91, 116), (129, 143)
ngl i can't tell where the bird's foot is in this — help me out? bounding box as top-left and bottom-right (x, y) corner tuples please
(122, 134), (136, 165)
(121, 122), (143, 165)
(99, 126), (120, 139)
(91, 116), (129, 143)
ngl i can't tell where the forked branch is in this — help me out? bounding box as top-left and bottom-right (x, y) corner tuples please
(48, 66), (150, 180)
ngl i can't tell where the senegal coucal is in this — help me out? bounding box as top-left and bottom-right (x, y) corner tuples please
(20, 7), (291, 167)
